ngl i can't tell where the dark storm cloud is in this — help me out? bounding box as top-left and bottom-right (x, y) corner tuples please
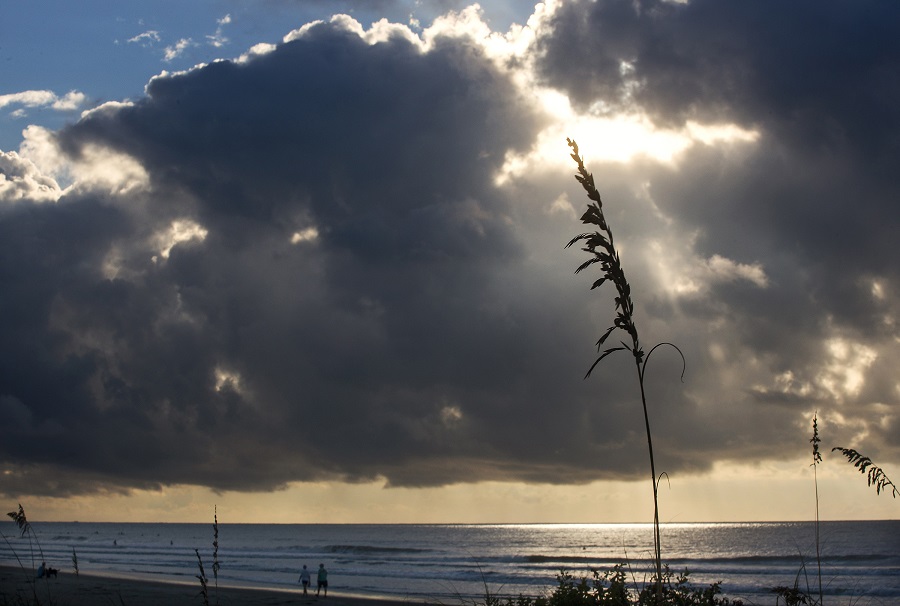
(538, 0), (900, 280)
(537, 0), (900, 261)
(538, 0), (900, 138)
(1, 16), (641, 497)
(2, 0), (899, 499)
(536, 0), (900, 461)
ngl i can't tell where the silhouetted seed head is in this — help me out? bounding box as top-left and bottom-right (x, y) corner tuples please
(565, 138), (643, 374)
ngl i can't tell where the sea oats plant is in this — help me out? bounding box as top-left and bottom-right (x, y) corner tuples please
(1, 523), (27, 573)
(831, 447), (898, 498)
(212, 506), (220, 605)
(4, 504), (49, 606)
(786, 415), (898, 606)
(193, 507), (221, 606)
(5, 505), (44, 576)
(195, 548), (211, 606)
(565, 138), (684, 603)
(809, 413), (823, 606)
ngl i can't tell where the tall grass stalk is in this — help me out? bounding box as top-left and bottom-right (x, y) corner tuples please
(195, 548), (211, 606)
(6, 504), (44, 572)
(565, 138), (684, 603)
(5, 504), (50, 605)
(809, 413), (823, 606)
(1, 528), (28, 573)
(212, 506), (220, 605)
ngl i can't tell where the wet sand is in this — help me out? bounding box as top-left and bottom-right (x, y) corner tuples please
(0, 565), (441, 606)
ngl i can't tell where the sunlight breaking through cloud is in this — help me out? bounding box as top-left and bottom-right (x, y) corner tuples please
(214, 368), (244, 394)
(0, 150), (62, 203)
(645, 238), (769, 297)
(154, 219), (209, 261)
(495, 108), (761, 186)
(819, 338), (878, 401)
(440, 405), (464, 427)
(18, 122), (149, 194)
(291, 227), (320, 244)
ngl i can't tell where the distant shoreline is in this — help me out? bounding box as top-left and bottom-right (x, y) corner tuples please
(0, 565), (438, 606)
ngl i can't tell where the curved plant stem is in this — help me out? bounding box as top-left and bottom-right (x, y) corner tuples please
(565, 139), (684, 604)
(637, 360), (662, 593)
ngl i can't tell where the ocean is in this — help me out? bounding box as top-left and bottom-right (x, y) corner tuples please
(2, 521), (898, 605)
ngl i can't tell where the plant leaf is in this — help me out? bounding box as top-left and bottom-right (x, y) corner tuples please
(596, 325), (617, 348)
(832, 447), (898, 498)
(584, 347), (626, 378)
(566, 233), (592, 249)
(574, 258), (600, 274)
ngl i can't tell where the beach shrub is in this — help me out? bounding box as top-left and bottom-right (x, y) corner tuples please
(492, 567), (740, 606)
(565, 138), (685, 600)
(635, 567), (738, 606)
(548, 566), (631, 606)
(770, 584), (816, 606)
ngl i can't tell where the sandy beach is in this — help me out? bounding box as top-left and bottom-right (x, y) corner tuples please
(0, 565), (439, 606)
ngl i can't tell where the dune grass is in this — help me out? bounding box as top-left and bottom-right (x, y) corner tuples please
(3, 505), (51, 606)
(831, 447), (898, 498)
(565, 138), (684, 602)
(810, 413), (823, 606)
(769, 413), (899, 606)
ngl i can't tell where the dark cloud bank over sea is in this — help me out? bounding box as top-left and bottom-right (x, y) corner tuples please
(1, 0), (898, 499)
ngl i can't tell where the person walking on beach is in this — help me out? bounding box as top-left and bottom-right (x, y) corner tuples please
(316, 563), (328, 597)
(299, 564), (311, 595)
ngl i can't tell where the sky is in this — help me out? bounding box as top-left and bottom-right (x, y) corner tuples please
(1, 0), (898, 524)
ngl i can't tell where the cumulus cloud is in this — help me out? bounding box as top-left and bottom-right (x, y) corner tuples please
(207, 14), (232, 48)
(15, 123), (149, 197)
(1, 0), (898, 498)
(164, 38), (195, 61)
(127, 30), (162, 46)
(0, 151), (62, 203)
(0, 90), (86, 115)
